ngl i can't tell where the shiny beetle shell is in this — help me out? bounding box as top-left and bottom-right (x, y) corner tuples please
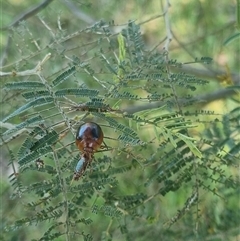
(75, 122), (104, 152)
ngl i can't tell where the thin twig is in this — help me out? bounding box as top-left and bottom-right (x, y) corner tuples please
(162, 0), (172, 51)
(0, 0), (53, 67)
(0, 53), (51, 77)
(161, 0), (182, 113)
(138, 12), (167, 26)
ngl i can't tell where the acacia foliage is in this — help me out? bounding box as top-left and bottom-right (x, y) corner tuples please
(1, 2), (239, 241)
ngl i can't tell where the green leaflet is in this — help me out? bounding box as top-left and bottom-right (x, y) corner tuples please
(55, 88), (99, 97)
(195, 57), (213, 64)
(5, 206), (63, 232)
(18, 146), (53, 166)
(52, 66), (76, 87)
(22, 90), (50, 99)
(118, 33), (126, 62)
(175, 132), (202, 158)
(4, 81), (45, 90)
(94, 113), (138, 138)
(70, 178), (118, 194)
(161, 127), (177, 148)
(38, 223), (65, 241)
(116, 32), (126, 80)
(18, 138), (35, 159)
(100, 53), (118, 76)
(74, 218), (93, 225)
(2, 115), (43, 136)
(106, 89), (140, 100)
(26, 180), (58, 197)
(121, 193), (147, 208)
(2, 97), (53, 122)
(92, 204), (123, 218)
(118, 134), (143, 146)
(224, 32), (240, 46)
(72, 98), (111, 113)
(94, 112), (144, 145)
(30, 130), (59, 152)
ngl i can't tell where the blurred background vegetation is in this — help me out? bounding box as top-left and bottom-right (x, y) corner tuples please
(0, 0), (239, 241)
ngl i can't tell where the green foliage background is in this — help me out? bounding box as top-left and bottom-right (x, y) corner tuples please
(0, 0), (239, 241)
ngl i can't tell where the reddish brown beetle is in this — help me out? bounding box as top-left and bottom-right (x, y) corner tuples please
(73, 122), (104, 181)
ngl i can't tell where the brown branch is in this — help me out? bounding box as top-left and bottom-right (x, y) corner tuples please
(125, 57), (239, 114)
(123, 86), (239, 115)
(0, 0), (54, 67)
(1, 0), (55, 31)
(171, 65), (240, 86)
(0, 53), (51, 77)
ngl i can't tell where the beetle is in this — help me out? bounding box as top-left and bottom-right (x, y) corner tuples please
(73, 122), (104, 181)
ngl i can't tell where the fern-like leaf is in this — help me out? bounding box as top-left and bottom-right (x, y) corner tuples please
(118, 134), (144, 146)
(94, 113), (138, 138)
(2, 115), (43, 136)
(4, 81), (45, 90)
(52, 66), (76, 87)
(18, 146), (52, 166)
(2, 97), (53, 122)
(18, 137), (35, 159)
(55, 88), (99, 97)
(22, 90), (50, 100)
(175, 132), (202, 158)
(30, 130), (59, 152)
